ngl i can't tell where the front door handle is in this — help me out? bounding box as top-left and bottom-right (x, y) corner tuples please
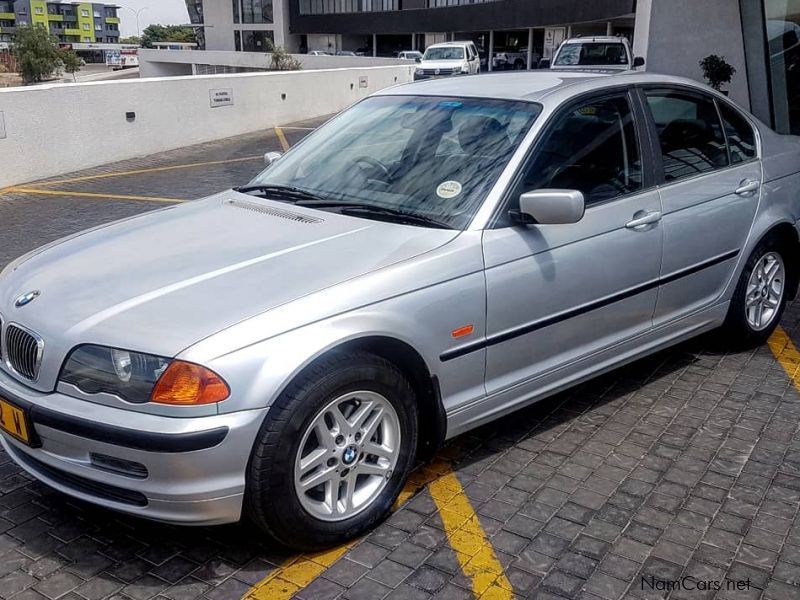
(626, 210), (662, 229)
(735, 179), (760, 196)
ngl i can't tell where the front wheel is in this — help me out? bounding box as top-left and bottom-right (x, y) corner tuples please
(719, 241), (788, 347)
(245, 351), (418, 550)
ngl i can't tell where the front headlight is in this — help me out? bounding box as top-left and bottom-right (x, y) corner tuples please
(60, 345), (229, 405)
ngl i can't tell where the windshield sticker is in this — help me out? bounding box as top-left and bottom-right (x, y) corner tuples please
(436, 181), (463, 199)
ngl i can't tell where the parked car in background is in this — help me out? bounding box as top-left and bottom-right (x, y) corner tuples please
(492, 47), (541, 70)
(414, 41), (480, 80)
(398, 50), (423, 61)
(307, 50), (331, 56)
(550, 36), (644, 71)
(336, 50), (357, 57)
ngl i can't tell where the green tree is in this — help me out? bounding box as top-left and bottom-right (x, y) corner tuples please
(12, 24), (62, 84)
(140, 24), (197, 49)
(59, 49), (82, 82)
(119, 35), (141, 46)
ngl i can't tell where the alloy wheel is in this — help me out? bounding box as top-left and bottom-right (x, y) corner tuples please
(294, 391), (401, 521)
(745, 251), (785, 331)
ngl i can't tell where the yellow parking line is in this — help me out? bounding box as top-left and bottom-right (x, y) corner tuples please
(6, 187), (185, 204)
(275, 126), (291, 152)
(30, 156), (264, 187)
(244, 454), (458, 600)
(768, 326), (800, 385)
(430, 472), (513, 599)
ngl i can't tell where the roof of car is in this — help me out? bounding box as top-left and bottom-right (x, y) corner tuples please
(379, 71), (713, 105)
(427, 41), (474, 47)
(562, 36), (629, 44)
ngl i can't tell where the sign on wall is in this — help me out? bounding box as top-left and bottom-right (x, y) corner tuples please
(543, 27), (567, 59)
(209, 88), (234, 108)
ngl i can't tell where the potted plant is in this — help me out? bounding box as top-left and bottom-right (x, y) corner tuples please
(699, 54), (736, 95)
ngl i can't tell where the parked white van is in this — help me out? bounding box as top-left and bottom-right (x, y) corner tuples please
(414, 41), (480, 80)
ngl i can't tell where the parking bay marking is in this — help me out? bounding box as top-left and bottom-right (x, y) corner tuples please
(246, 449), (512, 599)
(4, 187), (186, 204)
(274, 126), (291, 153)
(26, 155), (265, 187)
(768, 326), (800, 388)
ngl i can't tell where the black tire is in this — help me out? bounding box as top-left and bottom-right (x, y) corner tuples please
(719, 238), (790, 348)
(245, 351), (418, 551)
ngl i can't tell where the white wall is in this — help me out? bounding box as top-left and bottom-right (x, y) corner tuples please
(634, 0), (750, 108)
(0, 66), (414, 188)
(139, 49), (414, 79)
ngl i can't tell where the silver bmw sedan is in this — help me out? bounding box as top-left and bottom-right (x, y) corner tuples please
(1, 72), (799, 550)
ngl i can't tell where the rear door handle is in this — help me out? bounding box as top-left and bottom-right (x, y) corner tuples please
(735, 179), (760, 196)
(626, 210), (662, 229)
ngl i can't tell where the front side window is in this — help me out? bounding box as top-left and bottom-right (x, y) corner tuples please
(645, 90), (729, 182)
(554, 43), (628, 66)
(423, 47), (465, 61)
(511, 94), (642, 208)
(247, 96), (542, 230)
(719, 102), (757, 164)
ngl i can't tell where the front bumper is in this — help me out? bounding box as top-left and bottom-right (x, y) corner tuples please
(413, 71), (466, 81)
(0, 368), (266, 526)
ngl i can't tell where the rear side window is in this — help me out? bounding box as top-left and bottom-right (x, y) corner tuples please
(645, 90), (729, 182)
(718, 102), (757, 164)
(512, 93), (643, 206)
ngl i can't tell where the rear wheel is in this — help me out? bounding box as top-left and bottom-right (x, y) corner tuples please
(246, 351), (417, 550)
(719, 240), (788, 347)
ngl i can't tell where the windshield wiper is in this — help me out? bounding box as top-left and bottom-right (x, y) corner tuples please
(294, 200), (453, 230)
(235, 183), (327, 203)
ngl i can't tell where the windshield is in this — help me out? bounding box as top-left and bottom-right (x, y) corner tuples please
(423, 47), (465, 61)
(554, 43), (628, 66)
(248, 95), (541, 229)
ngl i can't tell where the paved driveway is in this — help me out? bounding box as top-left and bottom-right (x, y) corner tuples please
(0, 120), (798, 600)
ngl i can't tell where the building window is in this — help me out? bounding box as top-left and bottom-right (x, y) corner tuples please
(83, 36), (90, 41)
(232, 0), (240, 23)
(95, 24), (101, 30)
(94, 11), (101, 17)
(764, 0), (800, 134)
(83, 22), (90, 30)
(235, 30), (241, 51)
(242, 29), (274, 51)
(241, 0), (273, 24)
(34, 6), (43, 14)
(81, 9), (89, 17)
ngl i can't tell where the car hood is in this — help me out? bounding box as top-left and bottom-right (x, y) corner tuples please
(0, 191), (459, 362)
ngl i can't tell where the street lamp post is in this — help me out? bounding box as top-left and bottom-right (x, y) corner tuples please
(120, 5), (148, 39)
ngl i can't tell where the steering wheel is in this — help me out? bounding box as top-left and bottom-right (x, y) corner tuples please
(354, 156), (391, 182)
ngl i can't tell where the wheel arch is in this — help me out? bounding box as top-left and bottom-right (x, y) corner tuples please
(752, 221), (800, 300)
(276, 335), (447, 460)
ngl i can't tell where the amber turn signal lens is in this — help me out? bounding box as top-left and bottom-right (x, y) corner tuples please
(151, 361), (230, 405)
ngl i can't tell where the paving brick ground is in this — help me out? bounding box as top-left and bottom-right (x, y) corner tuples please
(1, 122), (799, 600)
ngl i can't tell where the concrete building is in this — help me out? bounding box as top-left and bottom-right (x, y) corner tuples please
(0, 1), (120, 45)
(186, 0), (298, 52)
(186, 0), (800, 135)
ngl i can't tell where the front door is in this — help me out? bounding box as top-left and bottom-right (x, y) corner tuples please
(482, 90), (663, 402)
(641, 87), (762, 326)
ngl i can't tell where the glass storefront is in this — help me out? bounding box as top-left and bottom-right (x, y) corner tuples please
(764, 0), (800, 133)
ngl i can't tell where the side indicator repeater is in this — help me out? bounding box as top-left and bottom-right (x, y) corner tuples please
(451, 324), (474, 339)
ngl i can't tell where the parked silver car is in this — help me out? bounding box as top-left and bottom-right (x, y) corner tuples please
(1, 72), (799, 550)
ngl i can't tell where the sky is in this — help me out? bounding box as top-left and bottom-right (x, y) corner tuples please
(115, 0), (190, 38)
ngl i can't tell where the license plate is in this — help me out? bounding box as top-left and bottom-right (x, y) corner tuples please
(0, 397), (31, 445)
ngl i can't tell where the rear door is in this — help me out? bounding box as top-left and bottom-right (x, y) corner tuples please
(640, 87), (761, 326)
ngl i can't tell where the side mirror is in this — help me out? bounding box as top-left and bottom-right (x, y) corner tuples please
(515, 189), (585, 225)
(633, 56), (645, 68)
(264, 151), (283, 167)
(415, 57), (422, 63)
